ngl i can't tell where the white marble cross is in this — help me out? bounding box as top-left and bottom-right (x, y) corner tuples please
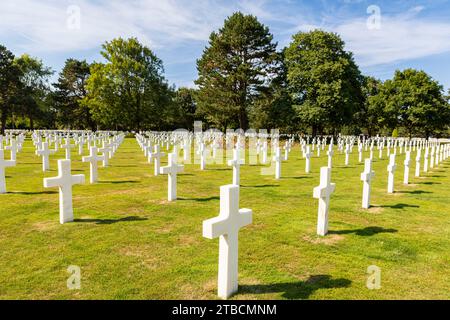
(415, 149), (421, 177)
(358, 143), (363, 163)
(82, 146), (105, 183)
(228, 148), (244, 185)
(259, 141), (267, 165)
(5, 139), (18, 161)
(200, 143), (207, 170)
(61, 138), (75, 160)
(387, 154), (397, 193)
(305, 146), (312, 173)
(202, 184), (252, 299)
(0, 149), (16, 194)
(344, 144), (350, 166)
(403, 151), (411, 185)
(36, 142), (55, 171)
(150, 145), (165, 176)
(273, 147), (282, 180)
(327, 145), (334, 168)
(99, 141), (112, 167)
(360, 158), (375, 209)
(313, 167), (336, 236)
(423, 148), (429, 172)
(430, 146), (435, 168)
(160, 153), (184, 201)
(43, 159), (85, 224)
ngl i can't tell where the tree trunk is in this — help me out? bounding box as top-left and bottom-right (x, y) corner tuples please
(239, 106), (248, 130)
(1, 111), (7, 135)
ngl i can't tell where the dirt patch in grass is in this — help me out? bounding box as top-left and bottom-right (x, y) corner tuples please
(176, 234), (200, 246)
(302, 234), (344, 245)
(367, 206), (384, 214)
(117, 245), (164, 270)
(31, 221), (59, 232)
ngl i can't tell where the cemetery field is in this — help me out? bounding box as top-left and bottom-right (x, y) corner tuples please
(1, 137), (450, 300)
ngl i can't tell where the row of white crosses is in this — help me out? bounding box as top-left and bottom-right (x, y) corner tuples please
(38, 131), (124, 224)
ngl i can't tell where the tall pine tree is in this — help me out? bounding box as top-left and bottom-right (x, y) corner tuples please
(195, 12), (279, 131)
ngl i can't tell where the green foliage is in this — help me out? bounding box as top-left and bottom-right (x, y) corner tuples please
(52, 59), (92, 129)
(173, 87), (198, 130)
(82, 37), (172, 130)
(392, 128), (398, 137)
(285, 30), (364, 135)
(249, 51), (296, 131)
(0, 45), (22, 134)
(195, 12), (279, 130)
(371, 69), (449, 137)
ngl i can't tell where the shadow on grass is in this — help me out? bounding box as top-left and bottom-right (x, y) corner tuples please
(8, 190), (57, 195)
(239, 275), (351, 299)
(328, 226), (397, 236)
(418, 181), (441, 185)
(285, 176), (312, 180)
(241, 184), (279, 188)
(178, 196), (220, 202)
(99, 180), (139, 184)
(74, 216), (148, 224)
(375, 203), (420, 209)
(397, 190), (432, 195)
(112, 165), (138, 168)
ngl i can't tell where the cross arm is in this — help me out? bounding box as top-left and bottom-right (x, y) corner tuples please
(71, 174), (85, 185)
(203, 216), (228, 239)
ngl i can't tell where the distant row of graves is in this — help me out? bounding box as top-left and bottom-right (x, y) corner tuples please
(1, 129), (449, 299)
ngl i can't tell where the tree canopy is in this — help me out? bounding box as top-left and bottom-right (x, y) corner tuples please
(195, 12), (279, 131)
(0, 11), (449, 136)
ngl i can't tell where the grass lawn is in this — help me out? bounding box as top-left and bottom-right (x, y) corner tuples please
(0, 137), (449, 300)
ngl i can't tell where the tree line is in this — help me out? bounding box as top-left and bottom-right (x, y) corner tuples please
(1, 12), (449, 137)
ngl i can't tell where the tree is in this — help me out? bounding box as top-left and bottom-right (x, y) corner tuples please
(14, 54), (53, 130)
(53, 59), (93, 129)
(355, 76), (383, 135)
(249, 51), (295, 131)
(0, 45), (22, 134)
(195, 12), (279, 131)
(173, 87), (197, 130)
(372, 69), (449, 137)
(285, 30), (364, 135)
(83, 37), (171, 130)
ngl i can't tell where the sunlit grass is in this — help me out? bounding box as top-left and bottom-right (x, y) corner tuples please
(0, 137), (449, 299)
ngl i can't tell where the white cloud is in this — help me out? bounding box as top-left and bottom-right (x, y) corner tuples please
(0, 0), (240, 53)
(335, 10), (450, 67)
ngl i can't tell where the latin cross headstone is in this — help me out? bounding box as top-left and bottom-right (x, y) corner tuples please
(387, 154), (397, 193)
(160, 153), (184, 201)
(36, 142), (55, 171)
(403, 151), (411, 185)
(313, 167), (336, 236)
(150, 145), (165, 176)
(0, 149), (16, 194)
(415, 149), (421, 177)
(5, 139), (18, 161)
(43, 159), (85, 224)
(273, 147), (282, 180)
(327, 145), (334, 168)
(345, 144), (350, 166)
(82, 146), (105, 183)
(202, 185), (252, 299)
(228, 148), (244, 185)
(360, 158), (375, 209)
(305, 146), (312, 173)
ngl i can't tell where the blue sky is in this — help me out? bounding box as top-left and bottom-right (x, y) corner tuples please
(1, 0), (450, 91)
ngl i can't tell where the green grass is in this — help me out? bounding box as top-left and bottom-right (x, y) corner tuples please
(1, 137), (450, 300)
